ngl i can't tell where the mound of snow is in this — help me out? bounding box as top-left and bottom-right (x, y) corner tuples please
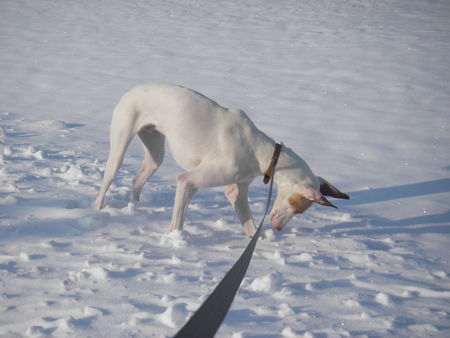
(278, 302), (295, 317)
(291, 252), (314, 263)
(1, 195), (21, 205)
(375, 292), (391, 306)
(157, 303), (189, 328)
(25, 326), (47, 337)
(23, 146), (44, 160)
(159, 230), (191, 248)
(59, 164), (85, 180)
(281, 326), (298, 337)
(261, 250), (286, 265)
(70, 266), (109, 281)
(248, 272), (283, 293)
(38, 120), (68, 129)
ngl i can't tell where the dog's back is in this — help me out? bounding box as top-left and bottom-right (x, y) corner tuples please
(114, 84), (258, 171)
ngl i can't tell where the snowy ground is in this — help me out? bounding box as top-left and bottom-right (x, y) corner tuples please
(1, 0), (449, 337)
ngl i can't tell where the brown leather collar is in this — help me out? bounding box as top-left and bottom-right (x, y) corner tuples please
(263, 142), (283, 184)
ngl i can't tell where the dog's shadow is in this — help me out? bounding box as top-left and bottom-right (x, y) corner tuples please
(346, 178), (450, 206)
(322, 178), (450, 237)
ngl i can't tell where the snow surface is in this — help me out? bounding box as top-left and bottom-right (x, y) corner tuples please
(1, 0), (449, 337)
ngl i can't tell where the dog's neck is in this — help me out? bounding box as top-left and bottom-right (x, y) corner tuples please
(252, 133), (288, 181)
(252, 132), (316, 188)
(253, 135), (279, 177)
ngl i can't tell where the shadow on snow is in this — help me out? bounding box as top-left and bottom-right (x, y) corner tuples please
(322, 178), (450, 237)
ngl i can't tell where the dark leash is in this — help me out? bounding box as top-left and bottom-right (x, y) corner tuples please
(174, 142), (283, 338)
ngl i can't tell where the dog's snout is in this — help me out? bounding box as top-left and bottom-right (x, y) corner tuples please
(270, 212), (282, 231)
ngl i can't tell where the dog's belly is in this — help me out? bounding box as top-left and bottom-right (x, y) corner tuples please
(164, 127), (224, 171)
(170, 148), (203, 171)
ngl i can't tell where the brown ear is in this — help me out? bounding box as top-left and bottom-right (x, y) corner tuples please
(301, 186), (339, 209)
(315, 195), (338, 209)
(317, 177), (350, 200)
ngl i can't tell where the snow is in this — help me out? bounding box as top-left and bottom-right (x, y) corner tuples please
(1, 0), (449, 337)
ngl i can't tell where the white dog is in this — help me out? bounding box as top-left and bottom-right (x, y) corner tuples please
(95, 84), (349, 236)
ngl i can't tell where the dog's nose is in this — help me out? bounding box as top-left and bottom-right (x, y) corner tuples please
(271, 220), (282, 231)
(270, 213), (282, 231)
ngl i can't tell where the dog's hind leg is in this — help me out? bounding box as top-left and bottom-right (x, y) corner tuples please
(95, 112), (135, 210)
(225, 183), (257, 237)
(132, 127), (165, 201)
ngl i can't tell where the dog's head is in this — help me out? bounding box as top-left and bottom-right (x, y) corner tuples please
(270, 176), (349, 231)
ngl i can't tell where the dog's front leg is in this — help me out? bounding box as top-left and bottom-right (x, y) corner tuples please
(169, 162), (238, 232)
(225, 182), (257, 237)
(169, 172), (198, 232)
